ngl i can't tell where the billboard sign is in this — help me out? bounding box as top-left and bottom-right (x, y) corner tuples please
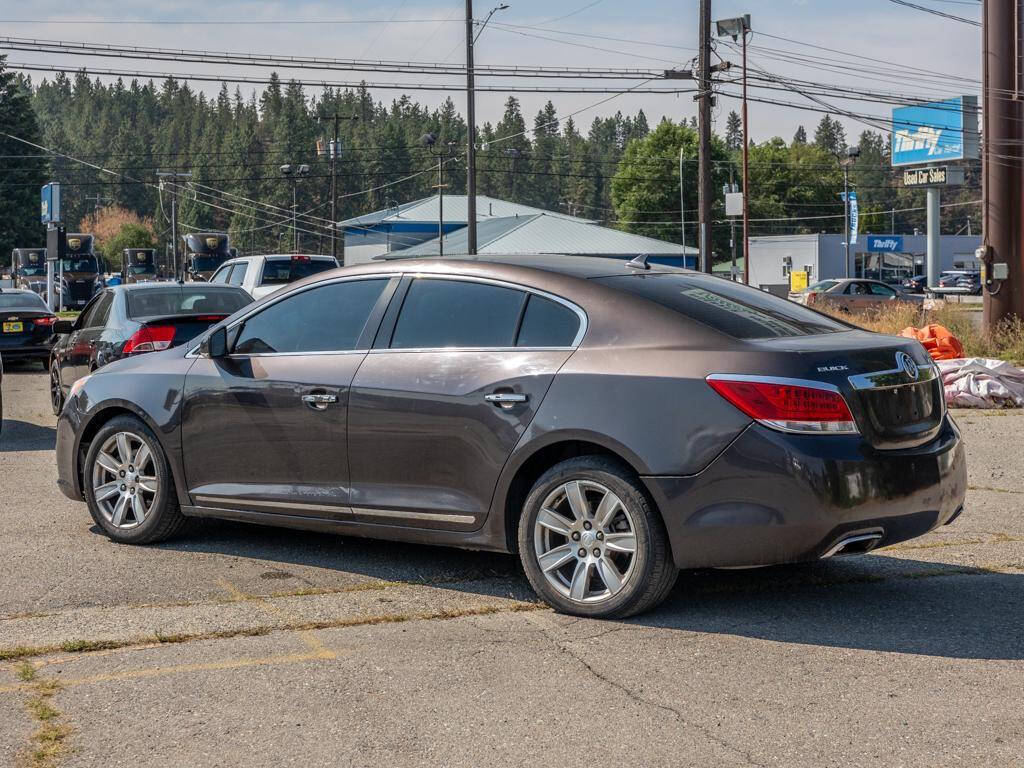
(40, 183), (61, 225)
(902, 166), (964, 188)
(866, 235), (905, 253)
(891, 96), (979, 167)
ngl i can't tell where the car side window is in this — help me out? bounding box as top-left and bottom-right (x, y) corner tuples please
(516, 295), (581, 347)
(390, 278), (526, 349)
(227, 264), (246, 287)
(233, 278), (388, 354)
(209, 265), (231, 284)
(82, 292), (113, 329)
(76, 295), (102, 329)
(846, 283), (867, 295)
(869, 283), (896, 296)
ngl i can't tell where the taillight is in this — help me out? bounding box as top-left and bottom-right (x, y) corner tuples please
(33, 316), (57, 326)
(123, 325), (176, 355)
(706, 375), (858, 435)
(194, 315), (227, 323)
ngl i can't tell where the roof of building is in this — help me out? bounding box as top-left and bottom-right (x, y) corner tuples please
(339, 195), (596, 228)
(393, 213), (696, 257)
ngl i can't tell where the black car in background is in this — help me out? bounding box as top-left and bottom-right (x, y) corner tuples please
(49, 283), (251, 415)
(902, 274), (927, 293)
(0, 289), (58, 366)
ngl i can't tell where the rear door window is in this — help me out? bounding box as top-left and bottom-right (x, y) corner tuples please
(233, 278), (388, 354)
(227, 264), (247, 286)
(209, 265), (231, 284)
(516, 295), (581, 347)
(869, 283), (897, 296)
(390, 278), (526, 349)
(597, 273), (846, 339)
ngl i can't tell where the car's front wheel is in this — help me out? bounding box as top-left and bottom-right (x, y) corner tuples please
(83, 415), (187, 544)
(518, 457), (678, 619)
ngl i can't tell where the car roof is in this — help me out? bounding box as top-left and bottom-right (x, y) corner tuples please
(377, 253), (687, 280)
(112, 282), (248, 292)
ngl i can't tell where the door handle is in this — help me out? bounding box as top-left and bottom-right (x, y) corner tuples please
(485, 392), (528, 409)
(302, 393), (338, 410)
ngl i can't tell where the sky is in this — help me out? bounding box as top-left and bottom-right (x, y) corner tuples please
(0, 0), (983, 143)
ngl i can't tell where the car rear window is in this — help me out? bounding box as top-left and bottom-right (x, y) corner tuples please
(0, 293), (48, 310)
(260, 257), (337, 285)
(516, 295), (581, 347)
(127, 287), (251, 318)
(597, 273), (846, 339)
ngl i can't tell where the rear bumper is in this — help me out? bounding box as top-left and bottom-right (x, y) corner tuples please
(644, 417), (967, 570)
(0, 342), (53, 359)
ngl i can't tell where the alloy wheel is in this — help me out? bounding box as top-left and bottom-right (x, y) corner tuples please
(90, 431), (159, 529)
(533, 480), (638, 604)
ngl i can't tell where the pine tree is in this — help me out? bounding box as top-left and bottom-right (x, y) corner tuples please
(0, 60), (49, 266)
(813, 115), (847, 155)
(725, 111), (742, 151)
(792, 125), (807, 145)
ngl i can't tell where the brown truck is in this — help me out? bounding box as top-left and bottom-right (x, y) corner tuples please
(59, 234), (104, 309)
(11, 248), (49, 298)
(122, 248), (158, 284)
(183, 233), (231, 282)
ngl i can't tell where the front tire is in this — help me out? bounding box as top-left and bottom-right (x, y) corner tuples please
(83, 415), (187, 544)
(517, 456), (678, 619)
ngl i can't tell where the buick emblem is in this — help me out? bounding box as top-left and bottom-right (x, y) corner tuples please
(896, 351), (919, 380)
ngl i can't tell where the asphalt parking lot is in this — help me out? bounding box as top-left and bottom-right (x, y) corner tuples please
(1, 361), (1023, 767)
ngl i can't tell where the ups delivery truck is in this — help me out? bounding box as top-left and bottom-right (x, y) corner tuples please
(183, 233), (231, 281)
(122, 248), (158, 284)
(60, 234), (104, 308)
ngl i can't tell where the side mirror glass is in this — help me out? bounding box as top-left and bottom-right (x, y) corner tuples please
(203, 326), (229, 358)
(53, 320), (74, 335)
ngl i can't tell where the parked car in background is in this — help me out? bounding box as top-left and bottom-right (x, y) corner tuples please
(790, 278), (923, 311)
(934, 270), (982, 295)
(901, 274), (927, 293)
(56, 256), (965, 619)
(0, 289), (58, 367)
(209, 254), (339, 299)
(49, 283), (252, 415)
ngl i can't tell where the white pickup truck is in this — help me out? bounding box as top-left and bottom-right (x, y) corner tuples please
(208, 254), (339, 299)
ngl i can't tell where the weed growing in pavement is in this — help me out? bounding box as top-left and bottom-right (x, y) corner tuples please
(18, 675), (72, 768)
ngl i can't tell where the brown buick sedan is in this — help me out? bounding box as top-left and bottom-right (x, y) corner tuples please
(56, 256), (966, 618)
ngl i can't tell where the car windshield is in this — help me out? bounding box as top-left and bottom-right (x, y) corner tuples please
(189, 255), (224, 273)
(18, 264), (47, 277)
(598, 273), (846, 339)
(0, 293), (48, 310)
(60, 256), (98, 273)
(260, 257), (336, 285)
(128, 264), (156, 275)
(807, 280), (840, 292)
(126, 287), (251, 318)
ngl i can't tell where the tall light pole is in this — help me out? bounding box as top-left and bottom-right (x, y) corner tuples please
(421, 133), (457, 257)
(679, 146), (687, 257)
(715, 14), (752, 284)
(466, 3), (509, 256)
(280, 164), (310, 253)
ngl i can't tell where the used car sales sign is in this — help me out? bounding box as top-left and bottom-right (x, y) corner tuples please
(902, 166), (964, 188)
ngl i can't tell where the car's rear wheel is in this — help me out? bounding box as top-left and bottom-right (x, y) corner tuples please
(518, 456), (678, 619)
(49, 361), (64, 416)
(83, 415), (187, 544)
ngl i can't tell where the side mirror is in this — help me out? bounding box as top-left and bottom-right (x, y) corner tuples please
(53, 320), (74, 335)
(203, 326), (229, 358)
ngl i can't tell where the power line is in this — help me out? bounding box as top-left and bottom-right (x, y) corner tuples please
(886, 0), (981, 26)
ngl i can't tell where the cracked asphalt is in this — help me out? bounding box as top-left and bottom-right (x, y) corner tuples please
(2, 362), (1023, 767)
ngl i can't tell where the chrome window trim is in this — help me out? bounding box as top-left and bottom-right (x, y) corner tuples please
(193, 495), (475, 525)
(185, 272), (395, 358)
(392, 272), (589, 350)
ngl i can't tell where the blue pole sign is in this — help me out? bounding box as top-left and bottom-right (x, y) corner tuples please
(866, 235), (904, 253)
(41, 182), (62, 224)
(891, 96), (979, 167)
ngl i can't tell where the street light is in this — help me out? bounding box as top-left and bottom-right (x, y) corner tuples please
(421, 133), (458, 257)
(715, 13), (751, 284)
(837, 146), (861, 279)
(280, 163), (310, 253)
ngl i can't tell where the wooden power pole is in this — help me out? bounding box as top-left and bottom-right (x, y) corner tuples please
(697, 0), (713, 273)
(982, 0), (1023, 327)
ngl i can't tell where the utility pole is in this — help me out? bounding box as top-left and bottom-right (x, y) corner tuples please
(421, 133), (457, 256)
(156, 171), (192, 280)
(678, 146), (687, 257)
(280, 164), (310, 253)
(982, 0), (1022, 328)
(740, 20), (750, 285)
(697, 0), (713, 273)
(318, 114), (358, 265)
(466, 0), (478, 256)
(83, 193), (111, 220)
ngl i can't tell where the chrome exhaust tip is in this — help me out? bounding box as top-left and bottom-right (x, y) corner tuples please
(821, 532), (884, 559)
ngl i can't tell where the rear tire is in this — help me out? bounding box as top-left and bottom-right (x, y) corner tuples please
(49, 360), (64, 416)
(517, 456), (678, 619)
(83, 415), (188, 544)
